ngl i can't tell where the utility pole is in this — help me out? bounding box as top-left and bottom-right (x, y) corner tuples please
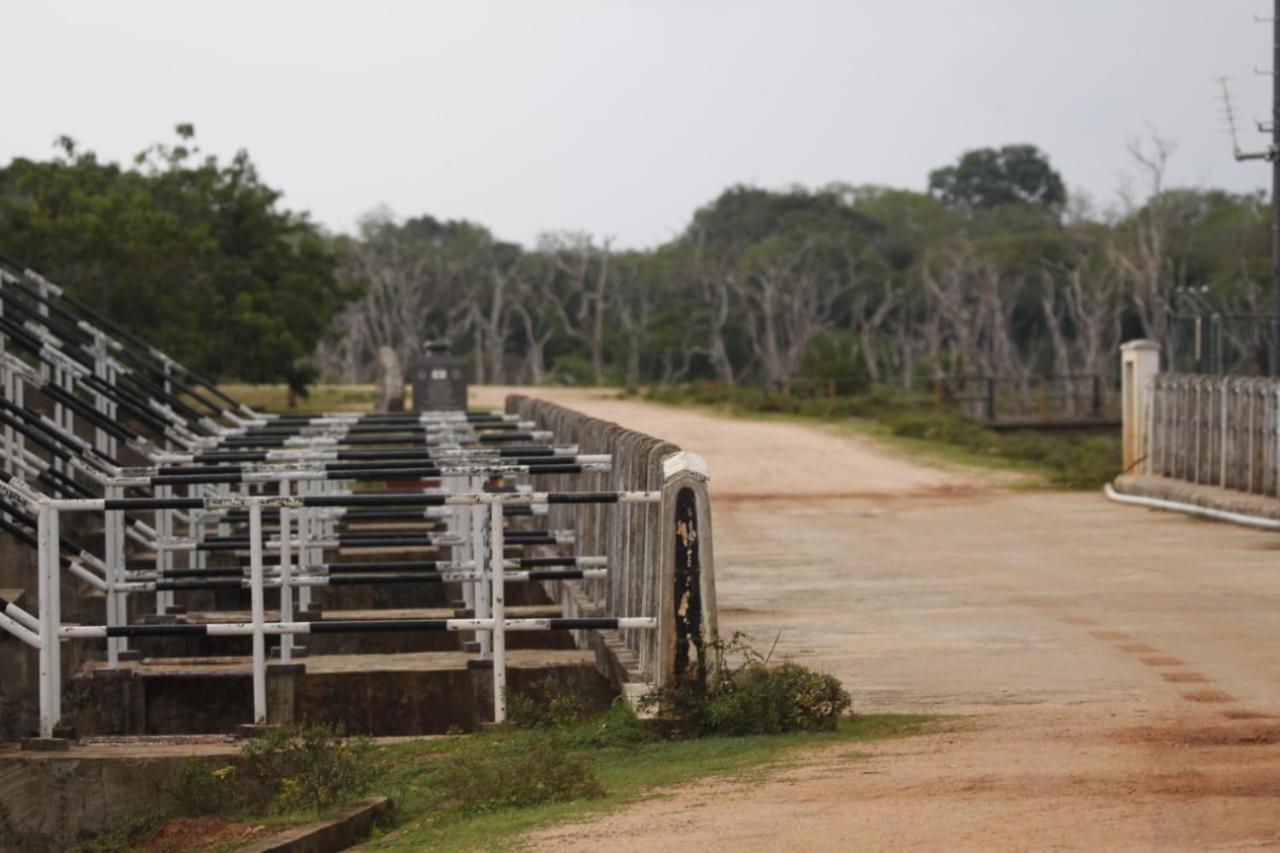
(1222, 0), (1280, 375)
(1261, 0), (1280, 376)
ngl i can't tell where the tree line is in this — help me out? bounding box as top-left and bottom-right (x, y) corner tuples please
(0, 129), (1271, 394)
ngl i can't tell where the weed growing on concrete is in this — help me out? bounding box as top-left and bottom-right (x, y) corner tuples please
(505, 671), (598, 730)
(642, 632), (852, 737)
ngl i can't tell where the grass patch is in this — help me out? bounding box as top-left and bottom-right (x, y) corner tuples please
(365, 709), (932, 851)
(638, 382), (1120, 490)
(75, 702), (931, 852)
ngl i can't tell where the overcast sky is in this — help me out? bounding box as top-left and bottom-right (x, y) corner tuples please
(1, 1), (1271, 247)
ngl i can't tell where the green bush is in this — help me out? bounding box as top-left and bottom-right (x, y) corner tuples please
(642, 633), (852, 737)
(169, 724), (377, 817)
(706, 662), (852, 736)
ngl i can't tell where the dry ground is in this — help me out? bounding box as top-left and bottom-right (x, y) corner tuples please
(470, 387), (1280, 852)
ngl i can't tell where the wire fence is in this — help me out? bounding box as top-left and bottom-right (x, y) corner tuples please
(1168, 313), (1279, 377)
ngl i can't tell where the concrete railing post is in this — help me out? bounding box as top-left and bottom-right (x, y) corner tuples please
(656, 451), (718, 689)
(1122, 340), (1161, 473)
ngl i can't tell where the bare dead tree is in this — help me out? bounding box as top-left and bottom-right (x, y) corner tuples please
(689, 244), (738, 386)
(510, 255), (561, 384)
(1107, 132), (1179, 344)
(540, 232), (613, 385)
(731, 239), (846, 385)
(471, 263), (514, 385)
(611, 267), (652, 387)
(850, 280), (897, 383)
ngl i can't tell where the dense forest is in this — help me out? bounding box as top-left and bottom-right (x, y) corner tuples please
(0, 128), (1271, 394)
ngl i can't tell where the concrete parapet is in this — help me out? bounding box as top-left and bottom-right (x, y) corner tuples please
(505, 393), (719, 690)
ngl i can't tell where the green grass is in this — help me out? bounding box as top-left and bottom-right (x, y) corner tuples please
(362, 712), (934, 851)
(85, 711), (932, 852)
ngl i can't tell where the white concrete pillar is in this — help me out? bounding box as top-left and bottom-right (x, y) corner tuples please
(1121, 339), (1161, 473)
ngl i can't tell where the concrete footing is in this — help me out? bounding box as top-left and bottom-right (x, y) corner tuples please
(1112, 474), (1280, 522)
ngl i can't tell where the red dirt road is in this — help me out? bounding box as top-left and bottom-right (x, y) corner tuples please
(473, 388), (1280, 851)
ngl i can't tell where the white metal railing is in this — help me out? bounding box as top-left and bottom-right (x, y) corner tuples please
(1146, 374), (1280, 498)
(10, 487), (659, 739)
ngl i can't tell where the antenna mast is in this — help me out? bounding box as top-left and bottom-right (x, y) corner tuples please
(1226, 1), (1280, 375)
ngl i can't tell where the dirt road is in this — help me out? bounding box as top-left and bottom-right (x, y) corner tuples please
(473, 388), (1280, 851)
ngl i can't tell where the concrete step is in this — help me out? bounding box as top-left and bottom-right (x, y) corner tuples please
(68, 648), (614, 736)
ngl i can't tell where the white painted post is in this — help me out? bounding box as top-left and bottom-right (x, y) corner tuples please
(51, 364), (65, 478)
(249, 503), (267, 724)
(489, 501), (506, 723)
(1121, 340), (1161, 474)
(474, 498), (491, 656)
(105, 485), (121, 668)
(297, 480), (313, 613)
(36, 504), (56, 739)
(447, 475), (474, 611)
(278, 479), (293, 663)
(153, 485), (167, 615)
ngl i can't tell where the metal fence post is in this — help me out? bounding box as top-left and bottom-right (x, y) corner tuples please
(249, 503), (267, 724)
(105, 485), (123, 667)
(278, 479), (293, 664)
(37, 503), (61, 739)
(489, 501), (506, 723)
(473, 476), (491, 656)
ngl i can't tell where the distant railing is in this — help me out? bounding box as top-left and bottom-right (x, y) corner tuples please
(770, 378), (866, 399)
(935, 374), (1114, 427)
(1146, 374), (1280, 498)
(768, 374), (1117, 428)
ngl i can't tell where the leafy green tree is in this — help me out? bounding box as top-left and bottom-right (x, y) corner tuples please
(0, 126), (345, 393)
(928, 144), (1066, 213)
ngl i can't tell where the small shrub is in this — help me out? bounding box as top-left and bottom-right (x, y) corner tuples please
(238, 724), (377, 813)
(642, 633), (852, 737)
(706, 662), (851, 736)
(434, 735), (604, 815)
(167, 723), (377, 817)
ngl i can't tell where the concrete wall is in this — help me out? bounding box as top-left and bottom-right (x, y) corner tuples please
(505, 394), (718, 689)
(0, 750), (231, 852)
